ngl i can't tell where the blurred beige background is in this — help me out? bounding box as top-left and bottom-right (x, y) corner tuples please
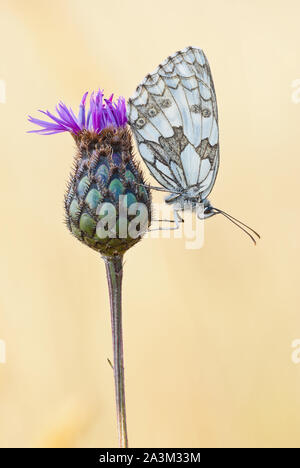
(0, 0), (300, 448)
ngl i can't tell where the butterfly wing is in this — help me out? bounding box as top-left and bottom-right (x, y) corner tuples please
(127, 46), (219, 199)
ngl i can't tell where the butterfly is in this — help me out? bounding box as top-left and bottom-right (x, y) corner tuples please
(127, 46), (260, 244)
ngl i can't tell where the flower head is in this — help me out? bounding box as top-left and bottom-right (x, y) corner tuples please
(28, 89), (151, 256)
(28, 89), (127, 135)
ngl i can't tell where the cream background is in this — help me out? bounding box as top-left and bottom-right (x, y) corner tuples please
(0, 0), (300, 447)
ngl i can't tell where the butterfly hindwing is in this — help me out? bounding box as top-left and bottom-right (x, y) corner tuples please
(127, 46), (219, 198)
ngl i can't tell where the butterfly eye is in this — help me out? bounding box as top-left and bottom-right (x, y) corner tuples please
(136, 117), (146, 129)
(148, 107), (158, 117)
(202, 108), (211, 118)
(160, 98), (172, 108)
(191, 104), (201, 113)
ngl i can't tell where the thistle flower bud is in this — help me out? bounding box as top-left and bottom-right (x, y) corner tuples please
(66, 127), (151, 255)
(28, 90), (152, 256)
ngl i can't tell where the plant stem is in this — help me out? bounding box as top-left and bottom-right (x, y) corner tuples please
(103, 254), (128, 448)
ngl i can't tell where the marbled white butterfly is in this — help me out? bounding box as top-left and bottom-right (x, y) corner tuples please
(127, 46), (259, 243)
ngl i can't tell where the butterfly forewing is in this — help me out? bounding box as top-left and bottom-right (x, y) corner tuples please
(127, 46), (219, 199)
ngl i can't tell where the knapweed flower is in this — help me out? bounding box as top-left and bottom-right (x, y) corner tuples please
(28, 90), (152, 256)
(28, 90), (127, 135)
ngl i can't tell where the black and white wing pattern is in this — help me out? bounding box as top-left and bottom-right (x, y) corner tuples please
(127, 46), (219, 200)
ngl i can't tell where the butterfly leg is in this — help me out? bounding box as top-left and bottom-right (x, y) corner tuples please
(149, 207), (184, 231)
(175, 211), (184, 223)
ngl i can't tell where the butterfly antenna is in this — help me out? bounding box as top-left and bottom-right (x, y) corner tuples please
(212, 208), (260, 245)
(214, 208), (260, 238)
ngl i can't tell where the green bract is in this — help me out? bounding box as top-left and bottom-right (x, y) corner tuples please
(65, 127), (152, 256)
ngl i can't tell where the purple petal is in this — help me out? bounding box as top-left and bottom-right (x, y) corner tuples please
(28, 89), (128, 136)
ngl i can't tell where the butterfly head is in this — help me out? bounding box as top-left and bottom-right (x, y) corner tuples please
(202, 199), (217, 219)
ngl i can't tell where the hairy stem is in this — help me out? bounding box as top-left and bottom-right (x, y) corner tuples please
(103, 254), (128, 448)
